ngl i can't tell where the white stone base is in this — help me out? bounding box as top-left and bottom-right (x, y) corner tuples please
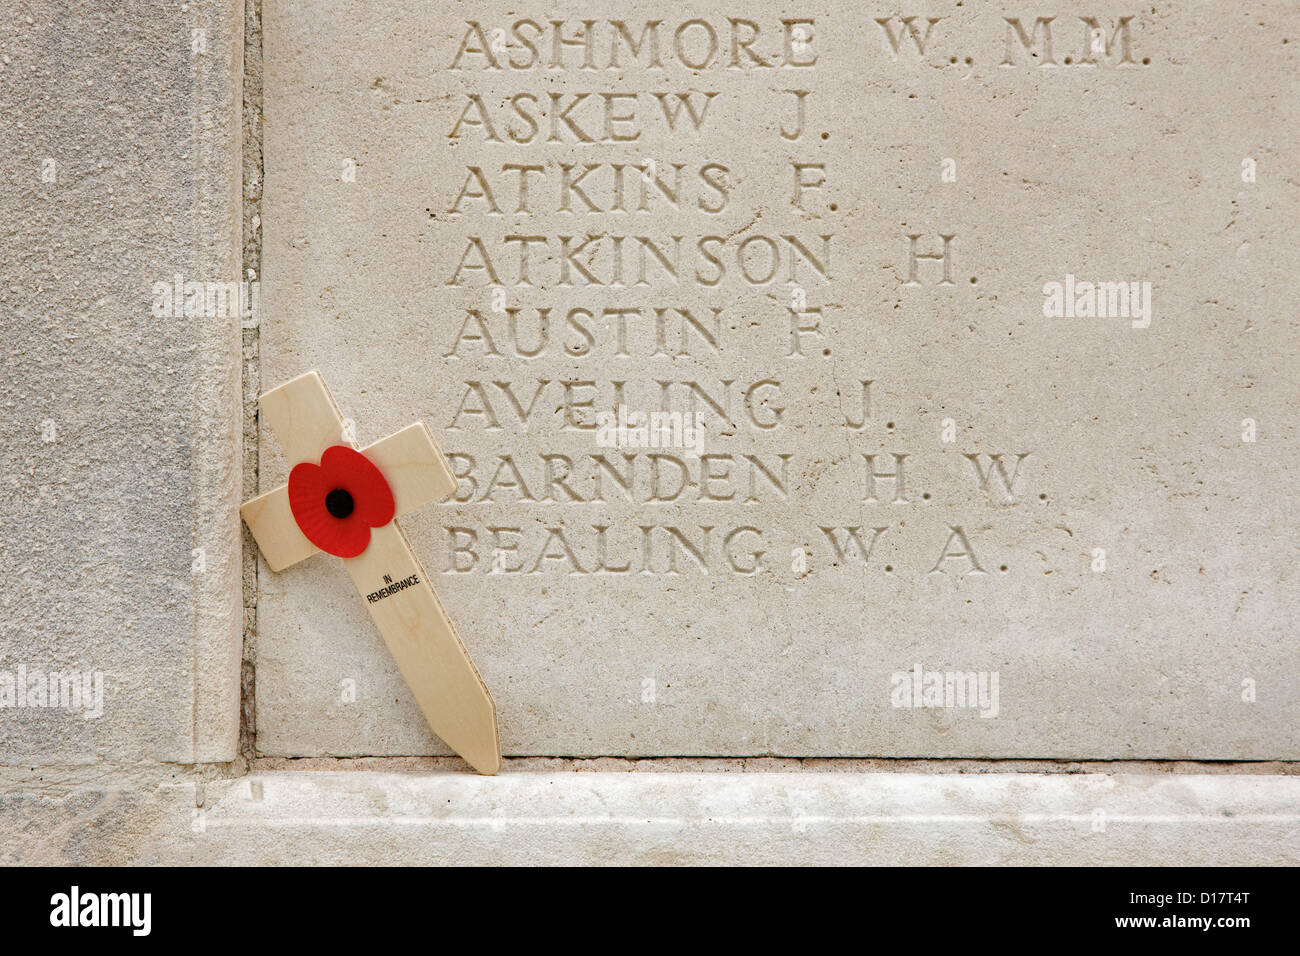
(6, 770), (1298, 864)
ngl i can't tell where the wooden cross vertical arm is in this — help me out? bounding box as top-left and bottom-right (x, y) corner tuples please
(240, 371), (500, 774)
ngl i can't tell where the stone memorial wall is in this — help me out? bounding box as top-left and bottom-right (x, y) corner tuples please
(258, 2), (1298, 758)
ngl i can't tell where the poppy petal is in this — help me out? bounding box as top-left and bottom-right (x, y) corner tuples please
(330, 517), (373, 558)
(288, 461), (338, 554)
(320, 445), (395, 528)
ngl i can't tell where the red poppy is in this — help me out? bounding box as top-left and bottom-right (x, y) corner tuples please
(288, 445), (395, 558)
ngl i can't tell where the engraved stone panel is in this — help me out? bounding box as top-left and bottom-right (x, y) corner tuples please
(258, 1), (1299, 757)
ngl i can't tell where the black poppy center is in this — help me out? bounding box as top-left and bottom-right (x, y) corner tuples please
(325, 487), (355, 519)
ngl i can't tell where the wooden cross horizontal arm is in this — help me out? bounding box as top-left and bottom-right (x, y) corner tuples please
(241, 420), (456, 572)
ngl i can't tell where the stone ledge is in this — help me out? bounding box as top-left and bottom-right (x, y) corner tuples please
(4, 770), (1298, 864)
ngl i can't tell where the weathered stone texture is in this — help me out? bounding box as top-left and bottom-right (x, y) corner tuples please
(0, 1), (244, 762)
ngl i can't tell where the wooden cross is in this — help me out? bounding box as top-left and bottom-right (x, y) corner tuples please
(240, 371), (499, 774)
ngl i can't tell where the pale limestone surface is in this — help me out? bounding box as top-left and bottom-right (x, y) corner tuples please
(259, 2), (1299, 757)
(4, 768), (1299, 865)
(0, 1), (244, 762)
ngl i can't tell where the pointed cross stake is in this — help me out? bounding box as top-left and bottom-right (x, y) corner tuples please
(240, 371), (500, 774)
